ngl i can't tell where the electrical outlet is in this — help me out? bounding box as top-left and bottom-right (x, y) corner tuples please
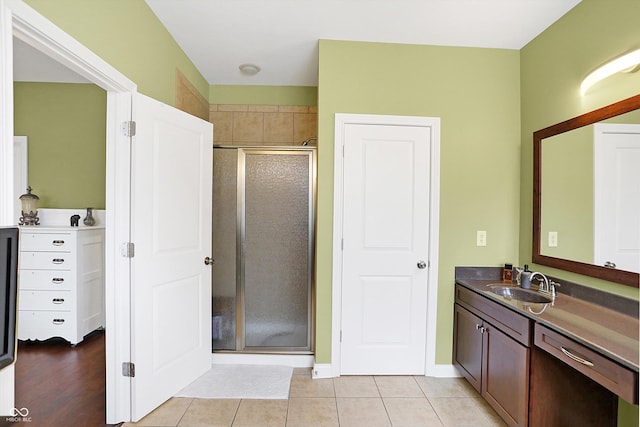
(476, 230), (487, 247)
(548, 231), (558, 247)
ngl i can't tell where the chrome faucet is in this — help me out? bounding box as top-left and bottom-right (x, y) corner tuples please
(530, 272), (559, 297)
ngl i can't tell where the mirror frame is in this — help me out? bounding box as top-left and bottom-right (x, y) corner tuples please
(533, 94), (640, 288)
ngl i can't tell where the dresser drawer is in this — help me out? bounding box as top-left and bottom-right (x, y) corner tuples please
(19, 290), (73, 311)
(18, 310), (74, 341)
(19, 270), (73, 291)
(535, 323), (638, 404)
(20, 232), (73, 252)
(20, 252), (75, 271)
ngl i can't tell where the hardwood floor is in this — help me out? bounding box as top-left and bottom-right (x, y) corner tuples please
(13, 330), (117, 427)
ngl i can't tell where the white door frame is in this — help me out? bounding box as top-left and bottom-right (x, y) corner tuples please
(329, 113), (441, 378)
(0, 0), (136, 422)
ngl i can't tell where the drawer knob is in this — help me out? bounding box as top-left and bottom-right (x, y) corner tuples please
(52, 298), (65, 304)
(52, 258), (65, 264)
(561, 346), (594, 367)
(52, 240), (65, 246)
(52, 278), (64, 284)
(52, 319), (65, 325)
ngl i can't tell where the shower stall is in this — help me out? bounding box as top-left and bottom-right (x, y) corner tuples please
(211, 146), (315, 353)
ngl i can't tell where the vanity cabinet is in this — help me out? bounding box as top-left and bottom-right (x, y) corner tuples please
(18, 227), (105, 345)
(453, 285), (531, 427)
(529, 324), (624, 427)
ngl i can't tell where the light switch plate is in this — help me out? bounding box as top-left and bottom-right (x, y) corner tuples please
(548, 231), (558, 247)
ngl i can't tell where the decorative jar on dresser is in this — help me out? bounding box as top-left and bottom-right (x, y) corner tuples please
(18, 225), (105, 345)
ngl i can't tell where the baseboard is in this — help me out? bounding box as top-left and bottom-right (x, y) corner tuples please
(311, 363), (334, 379)
(211, 353), (314, 368)
(425, 364), (462, 378)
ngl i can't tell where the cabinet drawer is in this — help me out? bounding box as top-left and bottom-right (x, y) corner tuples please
(19, 270), (73, 291)
(535, 323), (638, 404)
(19, 290), (73, 311)
(20, 252), (75, 271)
(455, 284), (531, 346)
(18, 310), (74, 341)
(20, 233), (73, 252)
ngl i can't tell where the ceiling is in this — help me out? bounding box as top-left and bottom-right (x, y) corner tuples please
(12, 0), (582, 87)
(145, 0), (581, 86)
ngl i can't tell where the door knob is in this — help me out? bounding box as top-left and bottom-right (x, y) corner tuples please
(204, 257), (215, 266)
(417, 260), (427, 269)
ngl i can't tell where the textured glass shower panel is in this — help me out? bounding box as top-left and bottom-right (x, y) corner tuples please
(211, 149), (237, 350)
(243, 152), (310, 348)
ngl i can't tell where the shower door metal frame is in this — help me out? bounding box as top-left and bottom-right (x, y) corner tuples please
(235, 147), (316, 353)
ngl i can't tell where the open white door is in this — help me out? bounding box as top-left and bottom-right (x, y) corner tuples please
(594, 123), (640, 273)
(130, 93), (213, 421)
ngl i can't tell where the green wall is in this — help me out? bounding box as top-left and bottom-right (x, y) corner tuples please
(24, 0), (209, 105)
(520, 1), (640, 424)
(519, 0), (640, 299)
(316, 40), (521, 365)
(210, 85), (317, 106)
(14, 82), (106, 209)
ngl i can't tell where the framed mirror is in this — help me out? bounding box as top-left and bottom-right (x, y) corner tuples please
(533, 94), (640, 287)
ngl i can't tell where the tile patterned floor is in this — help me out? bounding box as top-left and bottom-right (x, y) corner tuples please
(122, 369), (508, 427)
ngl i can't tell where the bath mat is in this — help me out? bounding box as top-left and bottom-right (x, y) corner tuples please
(174, 364), (293, 400)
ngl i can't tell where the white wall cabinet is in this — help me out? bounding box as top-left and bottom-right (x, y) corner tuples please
(18, 226), (105, 345)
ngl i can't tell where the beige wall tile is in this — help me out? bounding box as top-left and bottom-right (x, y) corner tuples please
(209, 111), (233, 143)
(279, 105), (309, 113)
(233, 112), (264, 143)
(249, 105), (278, 112)
(264, 112), (293, 143)
(218, 104), (248, 112)
(294, 113), (318, 144)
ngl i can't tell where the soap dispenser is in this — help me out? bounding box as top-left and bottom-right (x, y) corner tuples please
(520, 264), (532, 289)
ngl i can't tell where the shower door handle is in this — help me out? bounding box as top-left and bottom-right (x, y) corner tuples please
(204, 257), (215, 266)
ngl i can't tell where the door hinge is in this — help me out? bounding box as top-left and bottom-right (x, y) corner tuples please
(121, 242), (135, 258)
(122, 121), (137, 137)
(122, 362), (135, 377)
(340, 330), (343, 342)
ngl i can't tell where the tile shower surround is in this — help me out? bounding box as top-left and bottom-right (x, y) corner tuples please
(209, 104), (318, 147)
(122, 370), (508, 426)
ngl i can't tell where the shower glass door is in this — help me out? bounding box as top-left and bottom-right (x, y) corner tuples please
(212, 147), (314, 352)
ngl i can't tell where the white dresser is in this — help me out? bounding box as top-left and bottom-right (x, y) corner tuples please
(18, 226), (105, 345)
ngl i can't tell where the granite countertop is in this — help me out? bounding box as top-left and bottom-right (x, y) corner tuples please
(455, 273), (639, 372)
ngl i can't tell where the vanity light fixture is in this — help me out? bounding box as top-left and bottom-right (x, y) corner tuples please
(580, 48), (640, 95)
(238, 63), (261, 76)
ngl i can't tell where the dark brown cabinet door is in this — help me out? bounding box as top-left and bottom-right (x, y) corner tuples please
(483, 323), (530, 427)
(453, 304), (483, 392)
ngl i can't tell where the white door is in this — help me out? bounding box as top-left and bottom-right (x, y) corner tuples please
(594, 123), (640, 273)
(340, 123), (430, 375)
(130, 93), (213, 421)
(13, 136), (27, 225)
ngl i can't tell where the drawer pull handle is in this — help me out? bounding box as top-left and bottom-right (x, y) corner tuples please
(52, 319), (65, 325)
(52, 258), (65, 264)
(52, 240), (65, 246)
(52, 298), (65, 304)
(561, 346), (594, 367)
(52, 278), (64, 284)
